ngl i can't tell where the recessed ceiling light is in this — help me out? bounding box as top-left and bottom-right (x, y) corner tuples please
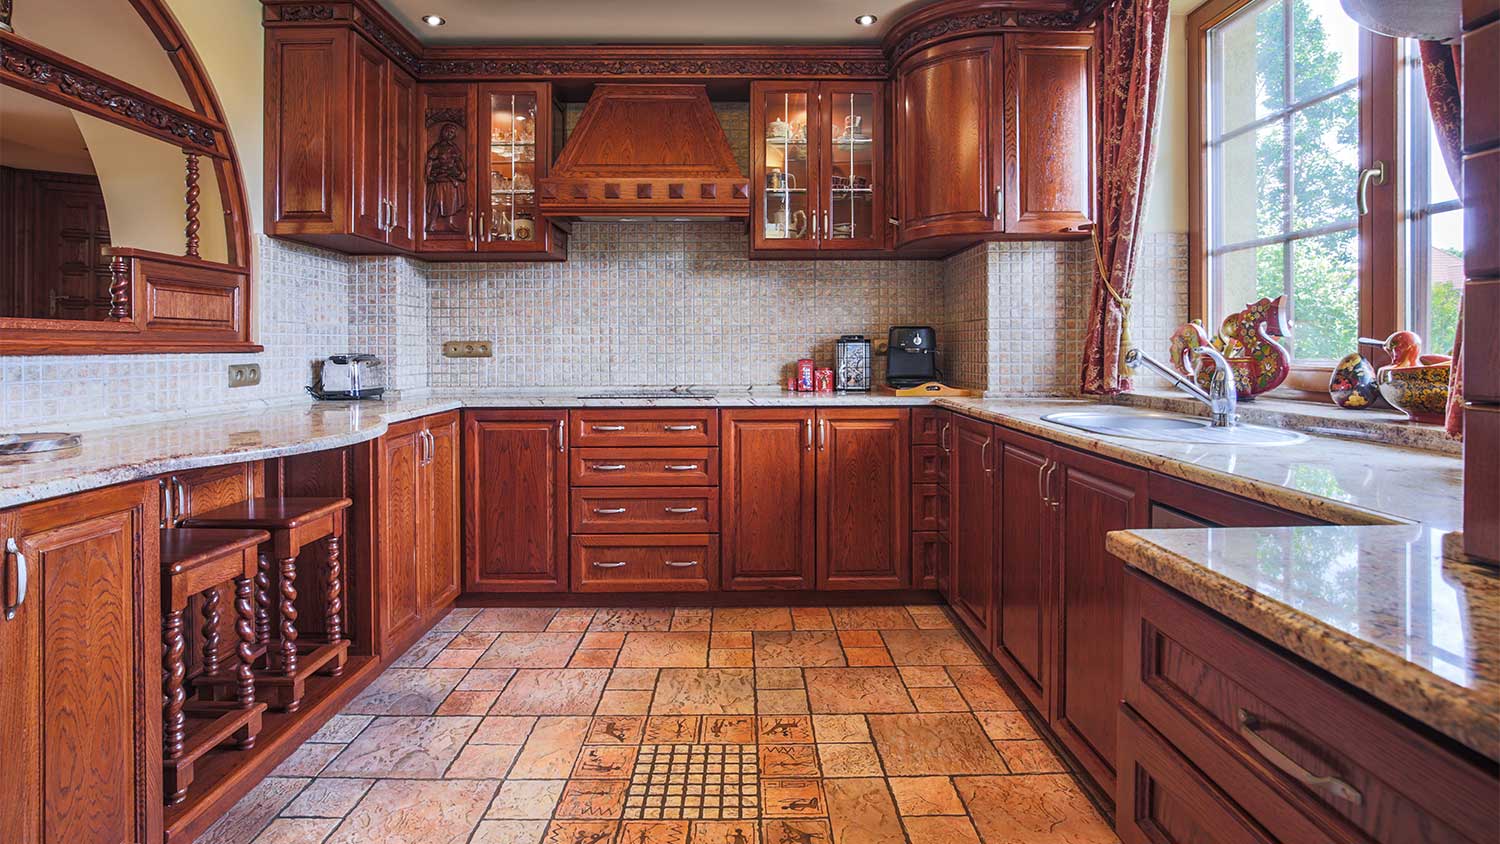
(422, 14), (446, 26)
(854, 14), (878, 26)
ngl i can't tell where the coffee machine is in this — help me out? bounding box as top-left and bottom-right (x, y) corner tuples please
(885, 326), (939, 388)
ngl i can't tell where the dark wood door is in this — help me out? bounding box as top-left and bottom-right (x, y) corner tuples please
(949, 415), (995, 637)
(417, 83), (478, 252)
(376, 418), (423, 652)
(1051, 443), (1148, 793)
(894, 35), (1004, 246)
(421, 413), (461, 613)
(265, 27), (349, 235)
(350, 35), (387, 243)
(751, 81), (821, 253)
(993, 426), (1054, 714)
(722, 409), (816, 590)
(387, 65), (418, 250)
(464, 410), (568, 591)
(474, 82), (557, 255)
(0, 484), (160, 844)
(1002, 32), (1095, 234)
(816, 409), (909, 590)
(819, 80), (886, 251)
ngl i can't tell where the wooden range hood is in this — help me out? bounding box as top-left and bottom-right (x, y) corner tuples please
(539, 84), (750, 219)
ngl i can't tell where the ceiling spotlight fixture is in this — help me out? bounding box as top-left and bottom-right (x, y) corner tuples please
(854, 14), (878, 25)
(422, 14), (446, 26)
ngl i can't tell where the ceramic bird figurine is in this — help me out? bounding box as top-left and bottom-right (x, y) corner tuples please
(1360, 332), (1451, 423)
(1168, 295), (1292, 401)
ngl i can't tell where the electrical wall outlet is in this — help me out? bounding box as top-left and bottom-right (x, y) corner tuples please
(227, 363), (261, 388)
(443, 340), (493, 358)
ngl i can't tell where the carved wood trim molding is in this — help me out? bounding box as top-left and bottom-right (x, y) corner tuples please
(414, 53), (891, 80)
(882, 0), (1087, 64)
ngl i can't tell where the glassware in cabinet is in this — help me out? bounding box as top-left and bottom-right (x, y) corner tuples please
(484, 89), (539, 243)
(753, 84), (819, 249)
(821, 85), (882, 249)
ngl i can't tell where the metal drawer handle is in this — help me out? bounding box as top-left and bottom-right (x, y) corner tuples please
(593, 507), (628, 515)
(4, 537), (27, 621)
(663, 424), (698, 431)
(664, 464), (699, 471)
(1237, 709), (1363, 806)
(592, 464), (628, 471)
(592, 425), (627, 431)
(592, 561), (628, 568)
(664, 506), (700, 514)
(664, 560), (699, 568)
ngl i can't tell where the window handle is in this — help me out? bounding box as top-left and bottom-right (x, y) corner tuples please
(1357, 161), (1386, 216)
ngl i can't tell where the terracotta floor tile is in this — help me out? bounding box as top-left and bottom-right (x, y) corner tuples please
(757, 715), (814, 744)
(866, 714), (1007, 776)
(756, 688), (810, 715)
(322, 716), (479, 778)
(975, 711), (1039, 741)
(486, 780), (566, 819)
(390, 630), (458, 668)
(753, 631), (846, 667)
(445, 743), (521, 778)
(910, 687), (970, 712)
(955, 775), (1118, 843)
(547, 609), (598, 632)
(759, 820), (830, 843)
(897, 666), (954, 688)
(828, 607), (915, 630)
(449, 631), (501, 650)
(994, 740), (1065, 774)
(887, 777), (966, 816)
(816, 743), (882, 777)
(573, 745), (639, 779)
(459, 668), (518, 692)
(471, 715), (537, 745)
(671, 608), (713, 631)
(835, 630), (882, 649)
(651, 668), (755, 714)
(490, 669), (609, 715)
(271, 742), (341, 776)
(281, 777), (374, 818)
(470, 607), (560, 633)
(760, 779), (826, 817)
(437, 689), (500, 716)
(344, 668), (467, 716)
(619, 820), (691, 843)
(597, 689), (654, 715)
(804, 668), (913, 714)
(573, 650), (622, 669)
(325, 778), (495, 844)
(542, 820), (619, 843)
(308, 714), (374, 744)
(945, 667), (1019, 711)
(754, 668), (805, 690)
(811, 715), (869, 744)
(711, 631), (754, 649)
(710, 649), (755, 668)
(841, 648), (893, 667)
(435, 608), (481, 631)
(608, 668), (661, 690)
(583, 631), (628, 649)
(701, 715), (756, 743)
(691, 820), (760, 843)
(904, 606), (956, 630)
(823, 777), (905, 844)
(618, 633), (711, 668)
(556, 780), (629, 819)
(879, 630), (983, 666)
(251, 817), (340, 844)
(759, 744), (820, 777)
(713, 607), (794, 631)
(643, 715), (700, 743)
(196, 777), (309, 844)
(471, 819), (549, 844)
(510, 716), (592, 779)
(903, 815), (981, 844)
(592, 608), (674, 631)
(789, 607), (834, 630)
(587, 715), (647, 745)
(475, 632), (584, 669)
(429, 648), (482, 669)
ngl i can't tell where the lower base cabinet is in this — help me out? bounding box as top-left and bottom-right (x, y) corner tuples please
(463, 410), (569, 592)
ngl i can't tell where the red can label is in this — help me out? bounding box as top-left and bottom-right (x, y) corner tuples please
(815, 368), (834, 392)
(796, 359), (815, 391)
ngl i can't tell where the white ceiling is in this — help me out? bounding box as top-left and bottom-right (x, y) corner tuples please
(376, 0), (934, 44)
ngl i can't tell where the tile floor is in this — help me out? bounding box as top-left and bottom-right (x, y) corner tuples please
(196, 605), (1119, 844)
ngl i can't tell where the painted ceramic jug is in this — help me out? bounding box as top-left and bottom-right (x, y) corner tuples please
(1362, 332), (1451, 423)
(1168, 295), (1292, 400)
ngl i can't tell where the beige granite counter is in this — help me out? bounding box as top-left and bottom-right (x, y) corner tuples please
(1106, 525), (1498, 760)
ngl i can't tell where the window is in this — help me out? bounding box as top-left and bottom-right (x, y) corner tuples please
(1403, 43), (1463, 356)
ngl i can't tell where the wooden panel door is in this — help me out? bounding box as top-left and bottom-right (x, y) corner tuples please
(350, 36), (388, 243)
(265, 27), (349, 234)
(376, 419), (423, 652)
(820, 81), (886, 251)
(0, 483), (160, 844)
(993, 426), (1054, 714)
(386, 65), (419, 250)
(475, 83), (556, 254)
(751, 82), (821, 253)
(1003, 32), (1094, 234)
(949, 415), (995, 637)
(722, 409), (816, 590)
(816, 409), (909, 590)
(1051, 444), (1148, 793)
(464, 410), (568, 591)
(421, 413), (462, 613)
(417, 83), (478, 252)
(894, 36), (1003, 246)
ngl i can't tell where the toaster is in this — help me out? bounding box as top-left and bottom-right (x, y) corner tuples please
(310, 354), (385, 400)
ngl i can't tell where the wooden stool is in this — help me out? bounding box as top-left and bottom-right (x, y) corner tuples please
(161, 528), (271, 804)
(182, 497), (353, 713)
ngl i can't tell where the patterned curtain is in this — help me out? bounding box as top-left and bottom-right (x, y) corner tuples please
(1080, 0), (1171, 395)
(1419, 40), (1464, 437)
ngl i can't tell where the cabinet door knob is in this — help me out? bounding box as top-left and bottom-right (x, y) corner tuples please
(592, 561), (628, 569)
(4, 537), (28, 621)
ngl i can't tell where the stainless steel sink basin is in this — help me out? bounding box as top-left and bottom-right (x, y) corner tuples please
(1041, 410), (1307, 446)
(0, 432), (82, 455)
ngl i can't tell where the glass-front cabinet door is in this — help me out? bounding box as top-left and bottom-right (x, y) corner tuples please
(476, 82), (553, 254)
(819, 82), (884, 251)
(752, 83), (820, 252)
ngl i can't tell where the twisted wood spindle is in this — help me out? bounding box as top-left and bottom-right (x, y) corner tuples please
(162, 608), (187, 802)
(108, 254), (131, 321)
(254, 551), (271, 646)
(200, 587), (221, 677)
(325, 535), (344, 676)
(184, 152), (201, 258)
(279, 556), (298, 676)
(233, 575), (258, 745)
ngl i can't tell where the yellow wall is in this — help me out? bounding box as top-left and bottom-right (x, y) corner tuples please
(1143, 1), (1205, 234)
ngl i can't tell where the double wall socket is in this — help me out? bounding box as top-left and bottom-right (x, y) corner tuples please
(443, 341), (493, 358)
(227, 363), (261, 388)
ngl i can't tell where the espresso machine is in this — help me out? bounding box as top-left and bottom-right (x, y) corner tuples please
(885, 326), (939, 388)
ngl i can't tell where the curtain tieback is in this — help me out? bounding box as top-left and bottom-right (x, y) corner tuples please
(1091, 228), (1135, 376)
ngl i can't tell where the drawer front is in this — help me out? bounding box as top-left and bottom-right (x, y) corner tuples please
(912, 530), (949, 591)
(570, 409), (719, 447)
(571, 448), (718, 486)
(911, 407), (945, 444)
(572, 534), (718, 592)
(911, 444), (949, 484)
(1125, 573), (1497, 844)
(571, 487), (720, 534)
(911, 483), (950, 532)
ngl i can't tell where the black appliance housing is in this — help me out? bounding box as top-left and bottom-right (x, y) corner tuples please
(886, 326), (938, 388)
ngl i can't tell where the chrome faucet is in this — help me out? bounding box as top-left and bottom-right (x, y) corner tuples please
(1124, 347), (1238, 427)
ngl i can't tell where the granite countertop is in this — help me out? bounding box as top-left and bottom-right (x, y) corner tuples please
(1106, 525), (1497, 760)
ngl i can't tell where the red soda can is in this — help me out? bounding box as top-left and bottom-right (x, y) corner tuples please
(815, 368), (834, 392)
(796, 359), (815, 391)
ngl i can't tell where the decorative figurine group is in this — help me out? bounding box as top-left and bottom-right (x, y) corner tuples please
(1168, 295), (1293, 401)
(1331, 331), (1452, 423)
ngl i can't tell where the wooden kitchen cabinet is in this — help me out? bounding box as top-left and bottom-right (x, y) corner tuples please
(0, 483), (161, 844)
(1001, 33), (1094, 234)
(722, 409), (817, 590)
(992, 425), (1052, 714)
(816, 408), (910, 590)
(464, 410), (569, 592)
(948, 414), (995, 637)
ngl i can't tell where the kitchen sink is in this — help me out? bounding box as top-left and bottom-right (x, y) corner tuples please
(1041, 410), (1307, 446)
(0, 432), (82, 455)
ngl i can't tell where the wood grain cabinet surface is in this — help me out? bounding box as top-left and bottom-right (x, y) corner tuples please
(948, 414), (995, 637)
(721, 409), (818, 590)
(464, 410), (569, 592)
(815, 408), (910, 590)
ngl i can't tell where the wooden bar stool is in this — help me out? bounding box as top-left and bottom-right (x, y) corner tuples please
(182, 497), (353, 713)
(161, 527), (270, 804)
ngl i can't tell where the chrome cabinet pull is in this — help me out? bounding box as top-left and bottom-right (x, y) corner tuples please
(817, 418), (827, 451)
(664, 560), (699, 568)
(994, 185), (1004, 221)
(159, 478), (173, 527)
(1237, 709), (1363, 806)
(593, 464), (628, 471)
(940, 421), (951, 454)
(557, 419), (566, 452)
(664, 506), (700, 514)
(1037, 459), (1051, 505)
(1044, 461), (1061, 509)
(173, 477), (187, 522)
(804, 418), (813, 451)
(4, 537), (27, 621)
(593, 507), (628, 515)
(592, 425), (627, 432)
(981, 439), (992, 474)
(664, 464), (699, 472)
(663, 424), (698, 432)
(592, 561), (628, 569)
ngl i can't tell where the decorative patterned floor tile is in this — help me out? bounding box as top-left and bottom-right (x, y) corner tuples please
(623, 744), (760, 820)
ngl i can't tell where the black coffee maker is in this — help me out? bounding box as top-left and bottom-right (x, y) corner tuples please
(885, 326), (939, 388)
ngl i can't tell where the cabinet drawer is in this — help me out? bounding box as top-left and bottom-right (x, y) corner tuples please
(570, 448), (718, 486)
(911, 407), (945, 444)
(571, 487), (719, 534)
(1125, 573), (1497, 844)
(911, 444), (949, 484)
(912, 530), (949, 591)
(911, 483), (950, 532)
(570, 409), (719, 447)
(572, 534), (718, 592)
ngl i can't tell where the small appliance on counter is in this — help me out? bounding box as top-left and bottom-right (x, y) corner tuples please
(309, 353), (385, 400)
(835, 334), (872, 391)
(885, 326), (939, 388)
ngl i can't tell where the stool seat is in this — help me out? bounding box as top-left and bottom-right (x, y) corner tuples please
(181, 497), (351, 530)
(162, 528), (269, 576)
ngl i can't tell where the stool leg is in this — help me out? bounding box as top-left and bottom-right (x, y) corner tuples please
(325, 535), (344, 644)
(254, 551), (272, 648)
(162, 608), (187, 804)
(233, 574), (258, 748)
(278, 555), (299, 677)
(200, 587), (221, 678)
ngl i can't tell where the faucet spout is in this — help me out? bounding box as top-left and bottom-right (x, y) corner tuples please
(1123, 347), (1238, 427)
